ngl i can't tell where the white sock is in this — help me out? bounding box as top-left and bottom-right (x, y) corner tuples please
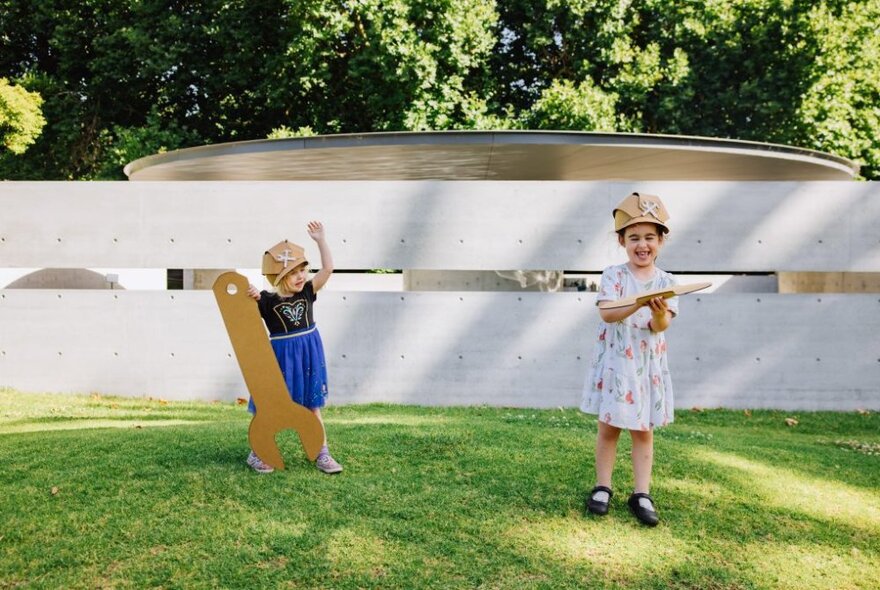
(638, 496), (654, 510)
(592, 490), (610, 503)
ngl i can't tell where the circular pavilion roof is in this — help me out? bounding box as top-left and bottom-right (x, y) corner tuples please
(124, 131), (859, 181)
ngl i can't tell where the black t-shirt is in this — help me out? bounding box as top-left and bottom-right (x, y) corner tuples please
(257, 281), (317, 334)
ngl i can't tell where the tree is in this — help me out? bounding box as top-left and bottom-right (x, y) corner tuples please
(493, 0), (880, 178)
(524, 78), (618, 131)
(0, 77), (46, 154)
(788, 1), (880, 179)
(0, 0), (877, 179)
(272, 0), (502, 132)
(0, 0), (502, 178)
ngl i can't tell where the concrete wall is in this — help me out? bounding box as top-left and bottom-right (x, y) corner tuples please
(1, 181), (879, 410)
(3, 180), (879, 271)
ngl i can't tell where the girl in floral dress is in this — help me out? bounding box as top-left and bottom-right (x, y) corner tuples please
(582, 192), (677, 526)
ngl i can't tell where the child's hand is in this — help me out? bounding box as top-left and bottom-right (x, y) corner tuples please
(247, 284), (261, 301)
(308, 220), (334, 291)
(307, 221), (325, 242)
(646, 296), (669, 318)
(646, 297), (671, 332)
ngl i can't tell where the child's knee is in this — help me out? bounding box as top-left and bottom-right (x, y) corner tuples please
(597, 422), (622, 442)
(629, 429), (654, 446)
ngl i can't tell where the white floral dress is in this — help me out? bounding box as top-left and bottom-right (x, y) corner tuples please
(581, 264), (678, 431)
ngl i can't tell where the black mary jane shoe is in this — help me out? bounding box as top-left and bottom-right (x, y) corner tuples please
(586, 485), (613, 516)
(627, 492), (659, 527)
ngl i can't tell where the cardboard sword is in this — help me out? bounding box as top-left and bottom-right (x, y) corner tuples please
(597, 281), (712, 309)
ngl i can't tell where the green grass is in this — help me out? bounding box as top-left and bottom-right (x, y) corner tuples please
(1, 388), (878, 590)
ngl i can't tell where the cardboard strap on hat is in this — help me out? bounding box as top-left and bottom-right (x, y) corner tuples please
(212, 240), (322, 470)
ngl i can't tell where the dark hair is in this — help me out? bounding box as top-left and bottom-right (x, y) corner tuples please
(616, 222), (668, 239)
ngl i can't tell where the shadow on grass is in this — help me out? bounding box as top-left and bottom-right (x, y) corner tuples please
(0, 405), (878, 589)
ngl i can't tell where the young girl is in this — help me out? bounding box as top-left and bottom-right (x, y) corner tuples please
(245, 221), (343, 475)
(582, 193), (677, 526)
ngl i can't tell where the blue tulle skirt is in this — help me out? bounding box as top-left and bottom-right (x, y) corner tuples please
(248, 325), (328, 413)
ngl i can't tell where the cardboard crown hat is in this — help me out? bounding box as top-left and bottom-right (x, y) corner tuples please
(613, 192), (670, 234)
(262, 240), (308, 286)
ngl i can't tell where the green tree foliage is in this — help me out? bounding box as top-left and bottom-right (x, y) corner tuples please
(272, 0), (502, 132)
(494, 0), (880, 178)
(793, 1), (880, 178)
(267, 125), (318, 139)
(0, 0), (877, 179)
(0, 77), (46, 154)
(525, 78), (618, 131)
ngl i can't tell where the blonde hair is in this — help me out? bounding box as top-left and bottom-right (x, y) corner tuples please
(274, 262), (308, 297)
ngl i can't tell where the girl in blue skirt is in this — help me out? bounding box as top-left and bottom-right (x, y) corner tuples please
(246, 221), (343, 474)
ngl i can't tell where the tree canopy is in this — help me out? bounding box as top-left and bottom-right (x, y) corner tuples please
(0, 76), (46, 154)
(1, 0), (877, 179)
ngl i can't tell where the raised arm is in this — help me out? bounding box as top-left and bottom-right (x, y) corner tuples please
(307, 221), (334, 292)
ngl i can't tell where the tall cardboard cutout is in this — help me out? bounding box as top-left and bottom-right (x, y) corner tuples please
(213, 271), (325, 469)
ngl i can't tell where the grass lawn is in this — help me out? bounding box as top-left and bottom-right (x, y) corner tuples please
(1, 387), (878, 589)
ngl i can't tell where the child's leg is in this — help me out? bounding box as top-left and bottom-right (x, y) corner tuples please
(311, 408), (328, 447)
(627, 428), (659, 526)
(311, 408), (343, 474)
(629, 428), (654, 493)
(595, 421), (622, 487)
(587, 421), (622, 515)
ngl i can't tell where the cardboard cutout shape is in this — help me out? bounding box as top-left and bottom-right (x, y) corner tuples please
(597, 281), (712, 309)
(213, 271), (325, 469)
(262, 240), (308, 287)
(613, 192), (671, 234)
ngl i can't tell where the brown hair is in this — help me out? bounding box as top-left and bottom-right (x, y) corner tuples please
(616, 222), (668, 240)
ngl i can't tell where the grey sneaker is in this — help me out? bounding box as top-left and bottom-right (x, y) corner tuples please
(316, 453), (343, 474)
(246, 451), (274, 474)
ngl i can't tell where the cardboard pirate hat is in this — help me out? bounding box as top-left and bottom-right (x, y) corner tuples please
(613, 192), (670, 233)
(262, 240), (308, 286)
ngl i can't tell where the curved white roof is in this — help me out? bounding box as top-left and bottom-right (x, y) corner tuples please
(125, 130), (859, 181)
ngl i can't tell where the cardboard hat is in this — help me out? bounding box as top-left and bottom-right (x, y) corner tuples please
(262, 240), (308, 286)
(613, 192), (670, 233)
